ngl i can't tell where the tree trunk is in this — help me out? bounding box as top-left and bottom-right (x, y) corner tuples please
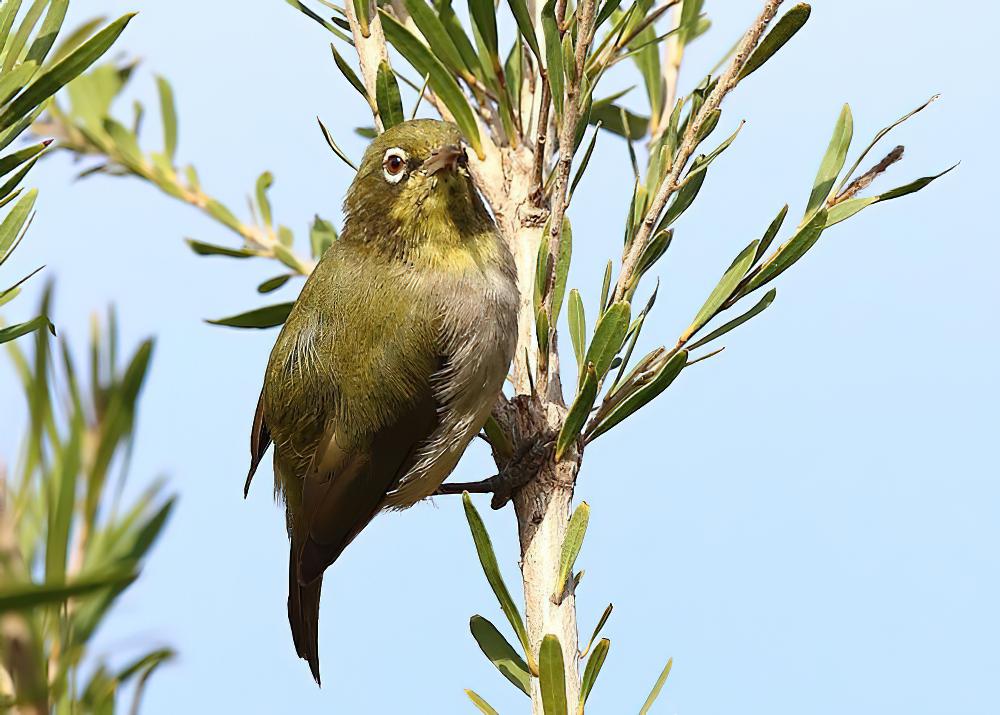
(482, 146), (582, 711)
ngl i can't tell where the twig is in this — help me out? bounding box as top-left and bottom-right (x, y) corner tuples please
(613, 0), (785, 303)
(831, 145), (904, 205)
(344, 0), (391, 132)
(539, 0), (600, 392)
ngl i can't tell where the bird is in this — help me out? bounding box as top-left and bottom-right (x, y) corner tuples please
(244, 119), (519, 684)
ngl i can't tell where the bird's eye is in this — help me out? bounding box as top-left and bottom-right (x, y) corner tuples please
(382, 148), (408, 184)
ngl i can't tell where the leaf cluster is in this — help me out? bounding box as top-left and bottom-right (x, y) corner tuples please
(0, 3), (134, 345)
(1, 288), (174, 712)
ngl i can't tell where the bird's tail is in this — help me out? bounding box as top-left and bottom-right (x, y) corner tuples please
(288, 542), (323, 685)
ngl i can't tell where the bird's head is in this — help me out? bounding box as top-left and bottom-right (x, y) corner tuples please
(343, 120), (493, 255)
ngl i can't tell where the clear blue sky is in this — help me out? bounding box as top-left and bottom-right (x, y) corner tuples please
(1, 1), (996, 712)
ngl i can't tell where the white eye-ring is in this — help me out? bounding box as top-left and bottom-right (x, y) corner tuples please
(382, 147), (408, 183)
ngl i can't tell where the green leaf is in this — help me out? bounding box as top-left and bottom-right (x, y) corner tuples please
(317, 116), (359, 171)
(599, 260), (612, 312)
(2, 0), (46, 73)
(255, 171), (274, 227)
(380, 11), (484, 158)
(0, 314), (50, 344)
(185, 238), (257, 258)
(0, 13), (136, 132)
(0, 569), (137, 613)
(825, 164), (957, 227)
(45, 414), (81, 583)
(404, 0), (472, 78)
(639, 657), (674, 714)
(375, 61), (404, 129)
(741, 208), (827, 295)
(462, 493), (533, 667)
(580, 637), (610, 705)
(155, 75), (178, 160)
(535, 218), (573, 324)
(570, 122), (601, 198)
(681, 239), (758, 342)
(589, 349), (687, 441)
(353, 0), (372, 37)
(805, 104), (853, 219)
(506, 0), (541, 61)
(284, 0), (355, 42)
(465, 690), (499, 715)
(687, 288), (777, 351)
(0, 141), (47, 178)
(0, 61), (38, 106)
(584, 300), (631, 380)
(257, 274), (292, 294)
(755, 205), (788, 264)
(482, 414), (514, 462)
(438, 0), (484, 80)
(541, 0), (564, 117)
(553, 501), (590, 602)
(556, 364), (597, 461)
(582, 603), (613, 659)
(330, 42), (369, 103)
(206, 303), (293, 329)
(589, 102), (648, 140)
(539, 634), (568, 715)
(468, 0), (498, 62)
(738, 3), (811, 81)
(310, 214), (338, 258)
(568, 289), (586, 375)
(662, 160), (707, 227)
(103, 117), (143, 167)
(204, 198), (242, 233)
(469, 615), (531, 695)
(0, 188), (36, 261)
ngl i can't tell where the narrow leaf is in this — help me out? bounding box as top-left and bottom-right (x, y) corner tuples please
(584, 301), (631, 380)
(588, 349), (687, 441)
(380, 11), (484, 158)
(568, 289), (586, 375)
(687, 288), (776, 351)
(681, 239), (759, 342)
(639, 657), (674, 714)
(0, 13), (136, 132)
(805, 104), (853, 218)
(462, 493), (533, 665)
(539, 634), (568, 715)
(375, 61), (404, 129)
(738, 3), (811, 81)
(469, 615), (531, 695)
(541, 0), (564, 117)
(742, 208), (827, 294)
(465, 690), (499, 715)
(557, 365), (597, 461)
(580, 638), (610, 705)
(506, 0), (541, 61)
(553, 502), (590, 602)
(155, 75), (178, 160)
(206, 303), (293, 329)
(825, 164), (957, 227)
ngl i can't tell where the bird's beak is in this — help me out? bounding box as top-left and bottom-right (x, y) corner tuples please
(424, 144), (468, 176)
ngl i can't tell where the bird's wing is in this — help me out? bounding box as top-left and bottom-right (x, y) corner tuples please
(244, 386), (271, 497)
(295, 384), (439, 584)
(258, 247), (443, 575)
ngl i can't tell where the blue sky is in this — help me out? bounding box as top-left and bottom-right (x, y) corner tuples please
(1, 0), (997, 713)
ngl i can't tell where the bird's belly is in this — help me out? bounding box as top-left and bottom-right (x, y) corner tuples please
(383, 273), (516, 508)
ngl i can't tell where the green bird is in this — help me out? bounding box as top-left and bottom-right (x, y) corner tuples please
(244, 120), (518, 684)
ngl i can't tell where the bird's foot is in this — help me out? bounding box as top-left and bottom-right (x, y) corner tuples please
(434, 433), (556, 510)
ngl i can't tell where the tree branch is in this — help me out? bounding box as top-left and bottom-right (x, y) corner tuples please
(614, 0), (785, 303)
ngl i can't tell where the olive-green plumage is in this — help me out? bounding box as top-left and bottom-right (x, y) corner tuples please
(245, 120), (518, 684)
